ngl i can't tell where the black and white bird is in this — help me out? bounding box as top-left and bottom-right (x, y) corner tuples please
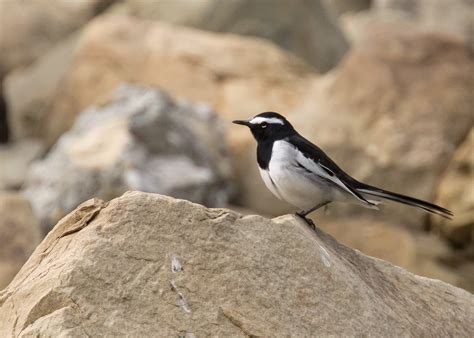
(233, 112), (453, 227)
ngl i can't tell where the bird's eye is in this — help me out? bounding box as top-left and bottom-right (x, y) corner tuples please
(261, 122), (267, 129)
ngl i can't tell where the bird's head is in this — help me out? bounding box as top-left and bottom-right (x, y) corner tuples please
(232, 112), (296, 142)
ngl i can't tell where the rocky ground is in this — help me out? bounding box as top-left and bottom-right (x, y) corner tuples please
(0, 0), (473, 333)
(0, 192), (473, 336)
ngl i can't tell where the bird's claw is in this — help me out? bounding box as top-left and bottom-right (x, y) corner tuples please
(295, 212), (316, 231)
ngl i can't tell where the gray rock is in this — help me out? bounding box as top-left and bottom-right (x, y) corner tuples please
(0, 191), (473, 336)
(23, 85), (233, 232)
(123, 0), (349, 72)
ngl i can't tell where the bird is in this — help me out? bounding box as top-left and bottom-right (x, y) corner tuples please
(233, 112), (453, 228)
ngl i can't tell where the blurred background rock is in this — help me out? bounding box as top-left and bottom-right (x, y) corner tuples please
(0, 0), (472, 292)
(23, 84), (233, 232)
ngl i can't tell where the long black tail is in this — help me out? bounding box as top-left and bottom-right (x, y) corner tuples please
(356, 184), (453, 220)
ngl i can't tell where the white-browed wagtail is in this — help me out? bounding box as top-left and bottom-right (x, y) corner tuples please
(233, 112), (453, 228)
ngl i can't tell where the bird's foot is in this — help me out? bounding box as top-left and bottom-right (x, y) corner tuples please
(295, 212), (316, 231)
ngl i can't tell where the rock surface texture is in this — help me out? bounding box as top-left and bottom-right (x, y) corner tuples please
(0, 192), (41, 289)
(23, 85), (232, 232)
(0, 191), (473, 336)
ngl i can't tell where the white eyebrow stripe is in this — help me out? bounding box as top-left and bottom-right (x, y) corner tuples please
(249, 117), (284, 125)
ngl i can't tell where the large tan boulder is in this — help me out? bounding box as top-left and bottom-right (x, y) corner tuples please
(433, 128), (473, 246)
(122, 0), (349, 72)
(0, 192), (41, 289)
(0, 191), (473, 336)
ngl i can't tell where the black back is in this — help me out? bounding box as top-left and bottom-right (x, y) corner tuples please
(287, 134), (355, 183)
(286, 133), (371, 202)
(287, 133), (454, 217)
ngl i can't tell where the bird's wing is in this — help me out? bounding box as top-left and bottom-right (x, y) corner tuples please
(288, 134), (377, 207)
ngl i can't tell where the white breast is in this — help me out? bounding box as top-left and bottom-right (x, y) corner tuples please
(258, 167), (283, 200)
(259, 140), (332, 210)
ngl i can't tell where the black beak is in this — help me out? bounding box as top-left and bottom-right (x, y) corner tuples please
(232, 119), (251, 127)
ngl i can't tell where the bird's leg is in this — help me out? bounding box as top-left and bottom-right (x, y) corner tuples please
(295, 212), (316, 230)
(295, 201), (330, 231)
(299, 201), (330, 217)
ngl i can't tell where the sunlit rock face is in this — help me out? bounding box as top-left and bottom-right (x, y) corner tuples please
(23, 85), (233, 232)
